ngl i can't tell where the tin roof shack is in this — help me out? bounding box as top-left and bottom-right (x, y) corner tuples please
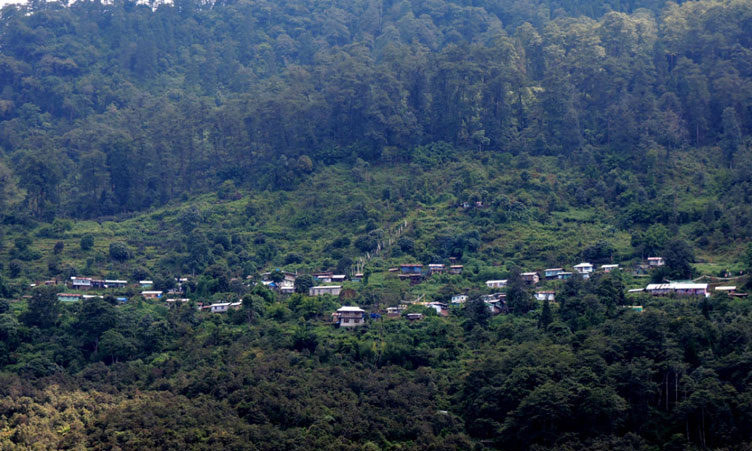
(647, 257), (665, 267)
(400, 264), (423, 274)
(309, 285), (342, 296)
(521, 272), (540, 284)
(406, 313), (424, 321)
(449, 265), (464, 274)
(351, 273), (364, 282)
(544, 268), (564, 279)
(386, 305), (407, 317)
(141, 291), (163, 299)
(104, 279), (128, 288)
(332, 306), (366, 327)
(428, 264), (445, 275)
(600, 264), (619, 273)
(556, 271), (573, 280)
(645, 283), (709, 297)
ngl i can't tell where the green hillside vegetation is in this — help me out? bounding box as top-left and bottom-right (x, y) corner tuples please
(0, 146), (746, 296)
(2, 0), (752, 448)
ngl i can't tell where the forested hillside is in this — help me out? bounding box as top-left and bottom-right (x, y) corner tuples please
(0, 0), (750, 218)
(2, 0), (752, 449)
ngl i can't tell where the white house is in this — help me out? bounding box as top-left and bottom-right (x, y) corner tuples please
(332, 306), (366, 327)
(486, 280), (508, 288)
(534, 291), (555, 301)
(71, 277), (93, 289)
(451, 294), (468, 304)
(647, 257), (665, 267)
(209, 302), (242, 313)
(573, 263), (594, 276)
(600, 264), (619, 272)
(426, 302), (449, 316)
(310, 285), (342, 296)
(645, 283), (708, 297)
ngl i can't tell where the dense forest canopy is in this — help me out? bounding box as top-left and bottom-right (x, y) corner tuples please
(2, 0), (752, 449)
(0, 0), (750, 218)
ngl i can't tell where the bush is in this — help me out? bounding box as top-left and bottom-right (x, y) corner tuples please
(109, 242), (131, 262)
(80, 234), (94, 251)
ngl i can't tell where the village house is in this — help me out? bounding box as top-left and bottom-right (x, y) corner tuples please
(309, 285), (342, 296)
(484, 299), (505, 315)
(451, 294), (468, 304)
(714, 286), (748, 297)
(428, 264), (445, 275)
(331, 274), (347, 283)
(398, 270), (424, 284)
(486, 280), (507, 288)
(481, 293), (506, 303)
(406, 313), (423, 321)
(534, 291), (555, 302)
(105, 279), (128, 288)
(627, 305), (644, 313)
(312, 272), (333, 283)
(600, 264), (619, 273)
(332, 306), (366, 327)
(521, 272), (540, 284)
(645, 283), (709, 297)
(400, 264), (423, 274)
(573, 263), (594, 278)
(57, 293), (82, 302)
(91, 280), (107, 289)
(165, 298), (190, 305)
(715, 286), (736, 293)
(556, 271), (573, 280)
(647, 257), (665, 267)
(386, 305), (407, 317)
(70, 277), (93, 290)
(351, 273), (364, 282)
(544, 268), (564, 279)
(449, 265), (464, 274)
(139, 280), (154, 288)
(209, 302), (242, 313)
(141, 291), (163, 299)
(426, 302), (449, 317)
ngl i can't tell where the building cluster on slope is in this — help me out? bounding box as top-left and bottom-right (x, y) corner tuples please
(42, 254), (747, 325)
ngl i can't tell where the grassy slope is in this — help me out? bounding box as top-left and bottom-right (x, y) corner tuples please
(2, 146), (744, 298)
